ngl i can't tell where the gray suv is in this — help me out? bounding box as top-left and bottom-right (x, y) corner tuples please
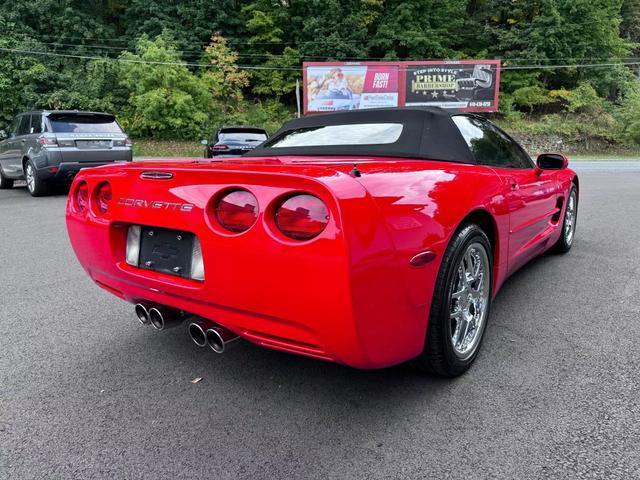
(0, 110), (133, 196)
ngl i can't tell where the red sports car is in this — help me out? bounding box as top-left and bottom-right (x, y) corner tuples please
(66, 108), (578, 376)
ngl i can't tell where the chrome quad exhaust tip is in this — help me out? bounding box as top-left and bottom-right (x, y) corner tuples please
(148, 306), (185, 331)
(205, 326), (240, 354)
(188, 321), (209, 347)
(134, 304), (150, 325)
(187, 320), (240, 353)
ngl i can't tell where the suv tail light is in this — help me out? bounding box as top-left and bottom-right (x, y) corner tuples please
(275, 194), (329, 240)
(213, 144), (229, 152)
(94, 181), (112, 214)
(114, 138), (133, 147)
(38, 136), (58, 146)
(74, 181), (89, 213)
(214, 189), (259, 233)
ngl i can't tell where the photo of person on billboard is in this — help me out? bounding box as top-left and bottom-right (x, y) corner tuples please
(325, 68), (352, 99)
(306, 66), (363, 111)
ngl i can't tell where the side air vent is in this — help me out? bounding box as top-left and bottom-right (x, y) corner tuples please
(552, 197), (564, 223)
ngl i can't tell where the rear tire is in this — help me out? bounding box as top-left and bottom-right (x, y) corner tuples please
(413, 224), (493, 377)
(553, 185), (577, 254)
(25, 160), (50, 197)
(0, 169), (14, 189)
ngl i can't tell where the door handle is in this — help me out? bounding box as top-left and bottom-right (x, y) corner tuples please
(507, 177), (518, 190)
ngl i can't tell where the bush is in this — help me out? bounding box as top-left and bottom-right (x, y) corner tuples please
(498, 112), (617, 143)
(223, 99), (294, 134)
(613, 87), (640, 145)
(510, 85), (552, 112)
(497, 93), (524, 122)
(546, 84), (605, 114)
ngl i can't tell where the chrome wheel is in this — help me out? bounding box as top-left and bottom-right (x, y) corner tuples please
(564, 190), (577, 245)
(25, 164), (35, 193)
(450, 243), (490, 360)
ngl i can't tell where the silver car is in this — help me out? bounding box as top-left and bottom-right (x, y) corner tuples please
(0, 110), (133, 196)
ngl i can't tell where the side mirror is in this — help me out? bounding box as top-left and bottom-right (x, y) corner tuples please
(536, 153), (568, 171)
(0, 130), (7, 141)
(200, 139), (208, 146)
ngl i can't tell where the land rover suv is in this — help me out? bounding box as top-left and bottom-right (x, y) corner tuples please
(0, 110), (132, 196)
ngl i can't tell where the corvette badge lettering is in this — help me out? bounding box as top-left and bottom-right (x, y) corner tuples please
(117, 197), (194, 212)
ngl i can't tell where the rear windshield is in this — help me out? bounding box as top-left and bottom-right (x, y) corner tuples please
(264, 123), (403, 148)
(219, 130), (267, 142)
(48, 115), (123, 134)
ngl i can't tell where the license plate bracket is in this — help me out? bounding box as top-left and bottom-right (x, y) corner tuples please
(138, 227), (194, 278)
(76, 140), (111, 149)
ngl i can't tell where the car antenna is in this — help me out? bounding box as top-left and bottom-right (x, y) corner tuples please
(350, 164), (362, 178)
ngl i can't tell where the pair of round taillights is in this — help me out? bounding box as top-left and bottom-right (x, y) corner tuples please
(74, 182), (330, 241)
(74, 181), (112, 215)
(215, 189), (329, 240)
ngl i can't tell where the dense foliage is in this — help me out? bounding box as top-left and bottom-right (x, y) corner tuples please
(0, 0), (639, 146)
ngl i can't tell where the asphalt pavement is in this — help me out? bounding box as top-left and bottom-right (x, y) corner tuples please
(1, 163), (639, 479)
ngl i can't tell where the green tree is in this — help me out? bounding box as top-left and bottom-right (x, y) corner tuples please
(119, 34), (212, 139)
(371, 0), (467, 59)
(201, 32), (251, 110)
(123, 0), (245, 55)
(0, 0), (123, 125)
(621, 0), (640, 45)
(241, 1), (300, 97)
(292, 0), (373, 59)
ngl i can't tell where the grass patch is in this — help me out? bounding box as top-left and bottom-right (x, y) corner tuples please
(132, 139), (204, 158)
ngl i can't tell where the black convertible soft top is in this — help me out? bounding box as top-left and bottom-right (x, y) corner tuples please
(245, 107), (475, 163)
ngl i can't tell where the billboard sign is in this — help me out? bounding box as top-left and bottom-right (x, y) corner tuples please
(404, 60), (500, 111)
(303, 60), (500, 113)
(304, 63), (399, 113)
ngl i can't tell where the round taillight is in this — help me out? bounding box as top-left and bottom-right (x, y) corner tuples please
(275, 194), (329, 240)
(215, 189), (259, 233)
(75, 181), (89, 212)
(94, 181), (112, 214)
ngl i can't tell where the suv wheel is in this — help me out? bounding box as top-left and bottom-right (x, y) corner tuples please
(0, 169), (14, 189)
(25, 160), (49, 197)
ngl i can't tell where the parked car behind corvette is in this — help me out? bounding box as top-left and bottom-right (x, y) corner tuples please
(0, 110), (132, 196)
(202, 126), (268, 157)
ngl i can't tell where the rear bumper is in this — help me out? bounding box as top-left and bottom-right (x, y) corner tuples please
(89, 269), (341, 363)
(45, 147), (133, 164)
(68, 215), (370, 367)
(38, 160), (131, 181)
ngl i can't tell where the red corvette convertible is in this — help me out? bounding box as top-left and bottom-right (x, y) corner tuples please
(66, 108), (578, 376)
